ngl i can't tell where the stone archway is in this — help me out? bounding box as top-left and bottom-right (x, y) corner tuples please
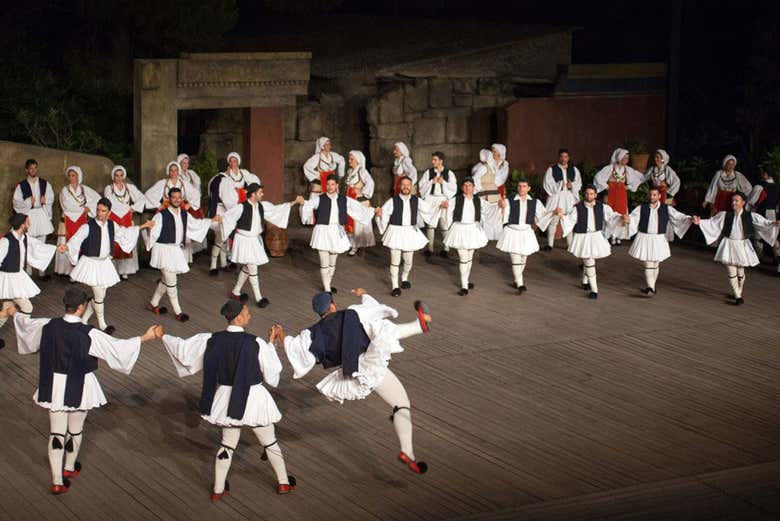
(133, 52), (310, 199)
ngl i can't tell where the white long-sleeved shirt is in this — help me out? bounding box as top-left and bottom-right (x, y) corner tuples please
(500, 195), (552, 232)
(698, 210), (779, 246)
(418, 168), (457, 199)
(393, 156), (417, 185)
(0, 230), (56, 272)
(147, 207), (212, 249)
(346, 167), (375, 199)
(560, 202), (622, 236)
(300, 193), (375, 226)
(704, 171), (753, 204)
(65, 220), (140, 263)
(104, 183), (146, 218)
(375, 194), (440, 232)
(145, 176), (201, 211)
(644, 166), (681, 197)
(13, 176), (55, 217)
(221, 200), (292, 238)
(303, 152), (346, 182)
(593, 165), (645, 194)
(626, 203), (691, 239)
(59, 184), (100, 221)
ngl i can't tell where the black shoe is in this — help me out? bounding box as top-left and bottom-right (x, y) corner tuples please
(735, 297), (744, 305)
(458, 288), (468, 296)
(517, 285), (527, 294)
(0, 338), (5, 350)
(257, 298), (270, 308)
(391, 288), (402, 297)
(423, 250), (432, 258)
(581, 282), (590, 291)
(329, 287), (338, 294)
(238, 293), (249, 304)
(438, 250), (449, 258)
(541, 245), (552, 252)
(641, 287), (655, 295)
(176, 313), (190, 322)
(39, 274), (51, 282)
(400, 281), (411, 289)
(103, 325), (116, 336)
(588, 292), (598, 299)
(224, 263), (237, 272)
(209, 269), (219, 277)
(468, 282), (474, 289)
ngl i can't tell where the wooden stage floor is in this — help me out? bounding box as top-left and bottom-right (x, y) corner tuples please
(1, 229), (779, 521)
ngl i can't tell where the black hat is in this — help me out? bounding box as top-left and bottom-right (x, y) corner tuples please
(63, 288), (88, 310)
(220, 300), (244, 322)
(9, 213), (27, 230)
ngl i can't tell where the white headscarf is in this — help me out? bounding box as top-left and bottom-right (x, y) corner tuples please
(491, 143), (507, 163)
(655, 149), (670, 165)
(111, 165), (127, 181)
(165, 161), (181, 177)
(479, 149), (491, 163)
(722, 154), (737, 169)
(177, 153), (190, 167)
(349, 150), (366, 170)
(65, 165), (84, 185)
(227, 152), (241, 166)
(315, 137), (331, 155)
(611, 148), (629, 164)
(394, 142), (410, 158)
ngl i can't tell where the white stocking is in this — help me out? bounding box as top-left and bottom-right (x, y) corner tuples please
(389, 249), (402, 289)
(233, 267), (249, 297)
(375, 370), (415, 460)
(210, 227), (227, 270)
(91, 286), (108, 330)
(253, 425), (289, 485)
(726, 265), (740, 298)
(401, 251), (414, 282)
(584, 258), (598, 293)
(152, 270), (181, 315)
(214, 428), (240, 494)
(643, 261), (660, 290)
(426, 227), (435, 252)
(737, 266), (746, 295)
(64, 411), (87, 472)
(394, 320), (423, 340)
(318, 250), (331, 291)
(328, 253), (338, 288)
(547, 215), (559, 247)
(509, 253), (527, 286)
(247, 264), (262, 302)
(48, 411), (68, 485)
(457, 249), (474, 289)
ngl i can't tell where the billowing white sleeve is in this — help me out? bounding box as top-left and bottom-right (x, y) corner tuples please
(443, 172), (458, 198)
(704, 173), (720, 204)
(13, 184), (32, 213)
(751, 213), (780, 246)
(88, 329), (142, 375)
(219, 204), (244, 237)
(283, 330), (317, 379)
(480, 200), (502, 231)
(0, 238), (7, 265)
(495, 162), (509, 187)
(442, 197), (456, 228)
(667, 206), (692, 238)
(572, 168), (583, 200)
(626, 168), (645, 192)
(418, 171), (432, 198)
(300, 196), (319, 225)
(13, 314), (51, 354)
(146, 213), (164, 251)
(185, 215), (213, 243)
(59, 187), (84, 215)
(666, 168), (681, 197)
(375, 198), (393, 234)
(162, 333), (212, 377)
(534, 199), (552, 232)
(602, 204), (626, 238)
(402, 157), (417, 185)
(334, 152), (346, 178)
(302, 154), (319, 182)
(697, 211), (726, 245)
(417, 196), (441, 227)
(360, 170), (374, 199)
(627, 205), (642, 237)
(471, 164), (487, 193)
(128, 184), (147, 213)
(593, 166), (611, 193)
(114, 225), (140, 253)
(542, 167), (558, 195)
(349, 294), (399, 326)
(748, 185), (764, 209)
(26, 235), (57, 271)
(44, 182), (55, 218)
(261, 201), (292, 229)
(737, 173), (753, 196)
(84, 186), (101, 216)
(346, 197), (374, 225)
(65, 223), (89, 265)
(184, 179), (202, 210)
(219, 177), (240, 210)
(144, 180), (165, 210)
(560, 208), (578, 236)
(257, 338), (283, 388)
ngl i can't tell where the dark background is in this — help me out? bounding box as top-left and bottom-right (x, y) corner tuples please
(1, 0), (778, 178)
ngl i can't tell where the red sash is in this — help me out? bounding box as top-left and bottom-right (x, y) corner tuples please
(188, 207), (204, 219)
(345, 187), (358, 234)
(607, 181), (628, 215)
(109, 212), (134, 259)
(498, 185), (507, 199)
(320, 170), (335, 188)
(236, 187), (247, 204)
(65, 213), (88, 240)
(713, 189), (733, 214)
(393, 176), (403, 195)
(658, 185), (668, 204)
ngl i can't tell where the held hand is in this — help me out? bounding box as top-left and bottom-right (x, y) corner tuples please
(0, 303), (16, 318)
(498, 198), (507, 209)
(554, 207), (564, 217)
(273, 324), (285, 344)
(56, 244), (68, 254)
(566, 181), (573, 189)
(440, 200), (449, 209)
(692, 215), (701, 225)
(622, 214), (630, 224)
(668, 198), (676, 207)
(154, 325), (164, 338)
(351, 288), (366, 297)
(212, 215), (222, 224)
(374, 207), (383, 217)
(30, 196), (37, 206)
(141, 325), (161, 342)
(141, 220), (154, 230)
(40, 195), (46, 205)
(293, 195), (305, 205)
(181, 202), (190, 211)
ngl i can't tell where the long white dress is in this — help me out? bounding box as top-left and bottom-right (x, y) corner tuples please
(220, 201), (292, 266)
(301, 194), (375, 253)
(496, 196), (553, 255)
(283, 294), (410, 403)
(375, 195), (440, 251)
(14, 313), (141, 411)
(560, 203), (624, 259)
(55, 184), (101, 275)
(626, 204), (692, 262)
(13, 176), (55, 237)
(345, 166), (376, 249)
(698, 211), (778, 267)
(65, 220), (140, 288)
(162, 325), (283, 427)
(0, 232), (56, 299)
(104, 182), (147, 275)
(146, 208), (213, 274)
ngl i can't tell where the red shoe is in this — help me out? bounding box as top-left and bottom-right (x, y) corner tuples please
(146, 303), (168, 315)
(51, 477), (70, 495)
(63, 462), (81, 478)
(211, 480), (230, 501)
(398, 452), (428, 474)
(277, 475), (296, 495)
(414, 301), (431, 333)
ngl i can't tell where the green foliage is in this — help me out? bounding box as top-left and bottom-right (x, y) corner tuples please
(761, 146), (780, 181)
(507, 168), (543, 197)
(675, 156), (716, 189)
(191, 151), (218, 181)
(625, 139), (648, 155)
(575, 161), (599, 187)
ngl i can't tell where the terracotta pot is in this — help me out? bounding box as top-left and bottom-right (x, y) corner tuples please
(631, 153), (649, 172)
(264, 222), (288, 257)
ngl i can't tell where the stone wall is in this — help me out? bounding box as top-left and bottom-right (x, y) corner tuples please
(0, 141), (114, 229)
(198, 109), (245, 164)
(366, 78), (519, 197)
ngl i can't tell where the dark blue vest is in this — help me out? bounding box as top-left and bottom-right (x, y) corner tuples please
(427, 168), (451, 196)
(757, 182), (779, 214)
(308, 309), (371, 377)
(38, 318), (97, 408)
(1, 232), (27, 272)
(207, 174), (225, 218)
(638, 204), (669, 234)
(199, 331), (263, 420)
(236, 201), (263, 231)
(552, 165), (576, 183)
(453, 194), (481, 222)
(574, 203), (605, 233)
(80, 219), (115, 258)
(506, 198), (537, 226)
(722, 210), (754, 240)
(389, 195), (418, 226)
(19, 178), (48, 201)
(158, 209), (187, 244)
(315, 194), (348, 225)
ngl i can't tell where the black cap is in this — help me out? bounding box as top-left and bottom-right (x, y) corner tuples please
(220, 300), (244, 322)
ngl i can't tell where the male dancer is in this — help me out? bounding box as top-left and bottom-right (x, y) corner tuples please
(13, 158), (55, 277)
(418, 151), (457, 258)
(542, 148), (581, 250)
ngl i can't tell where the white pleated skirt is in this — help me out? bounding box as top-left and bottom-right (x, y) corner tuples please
(629, 232), (671, 262)
(0, 271), (41, 299)
(496, 226), (540, 255)
(202, 383), (282, 427)
(316, 319), (405, 404)
(114, 250), (139, 275)
(568, 231), (612, 259)
(310, 224), (351, 253)
(34, 372), (107, 411)
(381, 225), (429, 251)
(27, 208), (54, 237)
(714, 238), (760, 267)
(546, 191), (578, 213)
(70, 257), (120, 288)
(150, 244), (190, 274)
(230, 233), (270, 266)
(349, 221), (376, 249)
(443, 222), (489, 250)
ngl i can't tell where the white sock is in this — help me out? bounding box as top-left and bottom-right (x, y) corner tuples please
(64, 411), (87, 471)
(458, 249), (474, 289)
(726, 265), (740, 297)
(48, 411), (68, 485)
(375, 370), (415, 461)
(233, 267), (249, 296)
(584, 259), (598, 293)
(328, 253), (338, 288)
(150, 279), (166, 307)
(737, 267), (746, 294)
(247, 264), (262, 301)
(214, 428), (240, 494)
(253, 425), (289, 485)
(395, 320), (424, 340)
(510, 253), (526, 286)
(644, 261), (659, 290)
(91, 287), (107, 330)
(161, 270), (182, 315)
(426, 227), (435, 252)
(389, 249), (402, 289)
(401, 251), (414, 282)
(318, 250), (331, 291)
(547, 215), (558, 247)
